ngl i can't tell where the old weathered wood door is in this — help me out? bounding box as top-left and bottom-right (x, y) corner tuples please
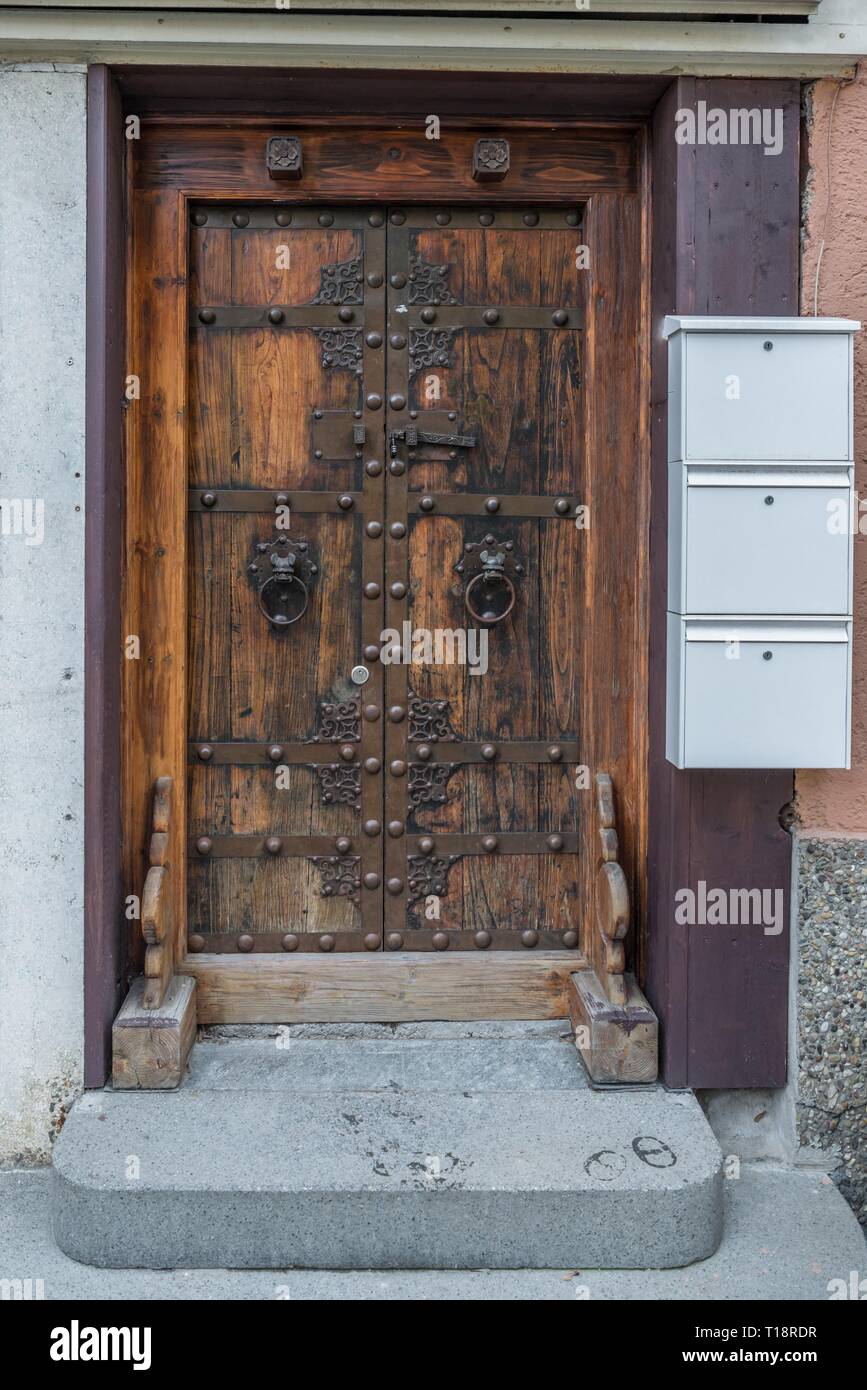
(187, 202), (589, 955)
(125, 119), (647, 1018)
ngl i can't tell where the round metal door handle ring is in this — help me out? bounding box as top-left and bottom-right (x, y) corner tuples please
(464, 569), (516, 626)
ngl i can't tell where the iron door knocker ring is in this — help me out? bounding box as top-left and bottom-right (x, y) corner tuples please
(247, 534), (318, 631)
(455, 536), (524, 627)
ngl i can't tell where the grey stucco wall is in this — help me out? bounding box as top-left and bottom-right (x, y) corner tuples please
(796, 835), (867, 1226)
(0, 63), (86, 1162)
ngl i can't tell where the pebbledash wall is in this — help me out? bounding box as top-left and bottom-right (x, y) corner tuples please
(0, 62), (864, 1224)
(795, 68), (867, 1226)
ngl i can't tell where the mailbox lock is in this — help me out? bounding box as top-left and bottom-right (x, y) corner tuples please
(763, 651), (773, 661)
(764, 495), (774, 505)
(763, 340), (774, 351)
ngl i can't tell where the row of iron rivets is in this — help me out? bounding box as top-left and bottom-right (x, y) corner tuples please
(417, 496), (573, 515)
(195, 833), (355, 856)
(198, 491), (353, 510)
(193, 830), (565, 858)
(414, 307), (569, 327)
(198, 305), (569, 331)
(191, 209), (581, 229)
(195, 744), (565, 765)
(186, 928), (578, 952)
(414, 833), (564, 855)
(197, 306), (356, 326)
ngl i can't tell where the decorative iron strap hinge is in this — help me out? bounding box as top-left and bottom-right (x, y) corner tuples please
(389, 427), (477, 458)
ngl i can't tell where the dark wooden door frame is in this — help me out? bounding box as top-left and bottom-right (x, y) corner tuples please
(84, 65), (795, 1087)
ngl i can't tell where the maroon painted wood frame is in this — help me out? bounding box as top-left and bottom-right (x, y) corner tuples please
(84, 65), (794, 1087)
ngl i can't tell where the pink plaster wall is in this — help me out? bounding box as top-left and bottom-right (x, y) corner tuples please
(797, 70), (867, 833)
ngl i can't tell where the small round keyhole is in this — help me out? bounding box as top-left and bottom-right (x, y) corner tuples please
(765, 495), (774, 505)
(763, 650), (773, 661)
(763, 340), (774, 351)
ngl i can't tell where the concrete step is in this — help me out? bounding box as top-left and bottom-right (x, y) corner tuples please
(52, 1025), (723, 1270)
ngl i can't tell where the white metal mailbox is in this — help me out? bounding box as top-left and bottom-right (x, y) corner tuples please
(665, 315), (859, 770)
(666, 317), (858, 463)
(666, 618), (852, 770)
(669, 465), (853, 617)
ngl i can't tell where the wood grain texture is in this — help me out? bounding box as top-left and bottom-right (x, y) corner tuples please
(568, 969), (658, 1085)
(646, 79), (797, 1088)
(112, 974), (197, 1090)
(185, 952), (588, 1023)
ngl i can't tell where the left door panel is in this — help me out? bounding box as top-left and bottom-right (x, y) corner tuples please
(186, 204), (387, 953)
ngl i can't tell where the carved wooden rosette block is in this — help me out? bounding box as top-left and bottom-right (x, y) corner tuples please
(265, 135), (303, 181)
(472, 137), (510, 182)
(568, 773), (658, 1085)
(113, 775), (197, 1090)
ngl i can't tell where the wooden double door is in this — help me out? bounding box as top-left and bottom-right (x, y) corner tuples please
(187, 201), (589, 954)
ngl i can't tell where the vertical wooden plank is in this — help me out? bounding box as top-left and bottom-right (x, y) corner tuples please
(123, 183), (188, 975)
(84, 65), (125, 1086)
(647, 78), (797, 1088)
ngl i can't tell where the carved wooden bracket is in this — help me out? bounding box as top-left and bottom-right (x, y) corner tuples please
(266, 135), (303, 181)
(142, 776), (174, 1009)
(472, 137), (510, 183)
(567, 772), (658, 1085)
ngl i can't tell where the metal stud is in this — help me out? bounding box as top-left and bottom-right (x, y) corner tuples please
(366, 521), (383, 538)
(390, 333), (407, 349)
(192, 211), (208, 227)
(483, 309), (500, 325)
(232, 212), (250, 228)
(363, 705), (381, 722)
(554, 498), (571, 515)
(366, 460), (383, 476)
(474, 930), (492, 950)
(390, 760), (407, 777)
(416, 745), (432, 761)
(565, 211), (581, 226)
(432, 932), (449, 951)
(364, 757), (381, 773)
(364, 872), (381, 889)
(546, 834), (564, 852)
(366, 332), (383, 349)
(419, 496), (436, 512)
(366, 394), (383, 410)
(435, 210), (451, 225)
(480, 744), (497, 761)
(337, 494), (355, 510)
(389, 393), (407, 411)
(197, 745), (214, 762)
(367, 271), (384, 288)
(389, 210), (407, 225)
(195, 837), (213, 856)
(318, 212), (334, 227)
(364, 819), (382, 837)
(552, 310), (569, 326)
(363, 933), (380, 951)
(386, 932), (404, 950)
(388, 705), (406, 722)
(237, 934), (254, 952)
(388, 821), (405, 838)
(363, 644), (381, 662)
(282, 933), (299, 952)
(390, 582), (407, 599)
(547, 745), (563, 761)
(267, 745), (284, 762)
(264, 836), (282, 855)
(562, 930), (579, 948)
(275, 211), (292, 227)
(335, 836), (352, 853)
(200, 491), (218, 509)
(319, 934), (336, 951)
(523, 211), (540, 226)
(420, 308), (437, 324)
(482, 835), (499, 853)
(386, 878), (404, 895)
(368, 211), (385, 227)
(418, 836), (435, 855)
(188, 933), (205, 952)
(521, 929), (539, 948)
(364, 582), (381, 599)
(274, 493), (289, 507)
(485, 497), (500, 513)
(268, 307), (285, 324)
(389, 273), (407, 289)
(389, 459), (406, 476)
(198, 309), (216, 325)
(478, 211), (495, 226)
(389, 522), (406, 539)
(338, 744), (356, 762)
